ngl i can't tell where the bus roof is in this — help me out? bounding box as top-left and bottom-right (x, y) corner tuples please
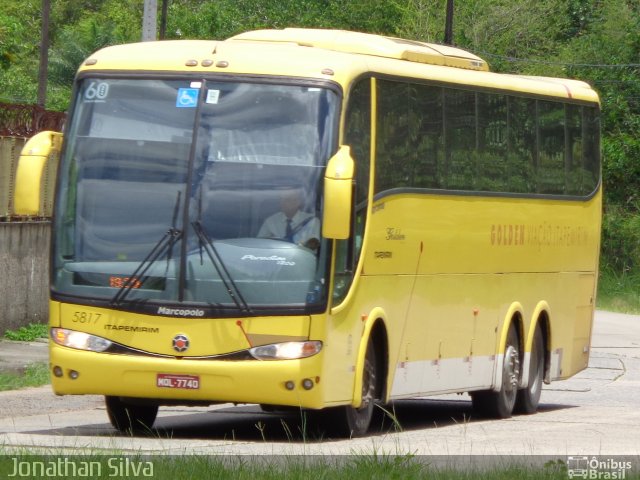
(230, 28), (489, 72)
(80, 28), (599, 104)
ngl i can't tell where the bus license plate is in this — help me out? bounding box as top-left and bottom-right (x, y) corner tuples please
(156, 374), (200, 390)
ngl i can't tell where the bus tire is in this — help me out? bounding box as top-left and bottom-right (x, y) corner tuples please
(472, 324), (520, 418)
(515, 325), (544, 414)
(105, 396), (158, 434)
(330, 340), (377, 438)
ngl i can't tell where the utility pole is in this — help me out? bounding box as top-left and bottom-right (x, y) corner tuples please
(37, 0), (50, 107)
(142, 0), (158, 42)
(444, 0), (454, 46)
(159, 0), (169, 40)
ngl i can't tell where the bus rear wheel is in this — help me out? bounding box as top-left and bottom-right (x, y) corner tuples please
(105, 396), (158, 434)
(472, 324), (520, 418)
(515, 325), (544, 414)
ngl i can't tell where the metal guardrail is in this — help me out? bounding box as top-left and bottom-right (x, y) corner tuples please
(0, 102), (65, 137)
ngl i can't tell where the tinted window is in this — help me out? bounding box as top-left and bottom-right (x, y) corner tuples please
(375, 79), (600, 198)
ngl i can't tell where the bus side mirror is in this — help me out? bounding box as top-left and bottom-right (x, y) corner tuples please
(322, 145), (354, 239)
(14, 131), (63, 215)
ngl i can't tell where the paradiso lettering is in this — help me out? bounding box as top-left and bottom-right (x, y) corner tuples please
(491, 223), (589, 248)
(241, 254), (295, 266)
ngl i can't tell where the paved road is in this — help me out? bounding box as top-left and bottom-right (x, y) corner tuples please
(0, 311), (639, 457)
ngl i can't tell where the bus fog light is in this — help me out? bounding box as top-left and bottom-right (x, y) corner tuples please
(53, 366), (63, 377)
(69, 370), (79, 380)
(285, 381), (295, 390)
(249, 341), (322, 360)
(52, 328), (112, 353)
(302, 378), (314, 390)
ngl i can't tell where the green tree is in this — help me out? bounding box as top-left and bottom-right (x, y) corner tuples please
(49, 17), (133, 87)
(0, 1), (42, 103)
(556, 0), (640, 273)
(164, 0), (403, 41)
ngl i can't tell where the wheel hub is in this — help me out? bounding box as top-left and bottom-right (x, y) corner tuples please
(504, 345), (520, 392)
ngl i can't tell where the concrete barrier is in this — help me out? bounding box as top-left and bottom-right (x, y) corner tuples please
(0, 222), (49, 335)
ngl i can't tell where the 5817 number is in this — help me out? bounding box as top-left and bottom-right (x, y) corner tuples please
(72, 311), (102, 324)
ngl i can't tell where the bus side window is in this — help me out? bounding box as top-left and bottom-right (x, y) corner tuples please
(332, 78), (371, 305)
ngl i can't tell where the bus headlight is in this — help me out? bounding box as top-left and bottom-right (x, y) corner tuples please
(249, 341), (322, 360)
(51, 328), (112, 353)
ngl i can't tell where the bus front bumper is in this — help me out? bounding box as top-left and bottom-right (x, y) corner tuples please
(49, 343), (326, 409)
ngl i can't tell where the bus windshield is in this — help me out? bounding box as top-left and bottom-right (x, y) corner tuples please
(53, 77), (339, 314)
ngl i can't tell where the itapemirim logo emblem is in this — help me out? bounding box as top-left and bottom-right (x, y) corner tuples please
(172, 334), (190, 353)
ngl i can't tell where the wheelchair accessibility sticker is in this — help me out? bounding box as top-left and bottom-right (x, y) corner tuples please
(176, 88), (199, 108)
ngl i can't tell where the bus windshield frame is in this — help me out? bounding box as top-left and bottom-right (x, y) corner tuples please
(52, 74), (341, 317)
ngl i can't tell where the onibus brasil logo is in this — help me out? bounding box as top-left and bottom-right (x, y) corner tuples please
(567, 456), (633, 479)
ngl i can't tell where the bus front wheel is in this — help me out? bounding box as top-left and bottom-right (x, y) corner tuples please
(105, 396), (158, 434)
(472, 324), (520, 418)
(330, 340), (378, 437)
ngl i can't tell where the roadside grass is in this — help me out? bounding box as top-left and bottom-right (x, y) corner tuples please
(144, 456), (574, 480)
(0, 323), (50, 391)
(0, 362), (50, 392)
(597, 267), (640, 314)
(3, 322), (48, 342)
(0, 453), (586, 480)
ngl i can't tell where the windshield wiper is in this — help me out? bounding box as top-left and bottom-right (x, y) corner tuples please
(191, 220), (252, 314)
(110, 192), (183, 306)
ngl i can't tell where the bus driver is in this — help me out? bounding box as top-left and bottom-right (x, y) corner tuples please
(258, 188), (320, 250)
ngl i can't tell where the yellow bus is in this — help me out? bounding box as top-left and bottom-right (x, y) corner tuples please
(15, 28), (601, 437)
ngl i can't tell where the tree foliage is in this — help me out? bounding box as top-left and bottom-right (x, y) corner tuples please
(49, 17), (132, 87)
(1, 0), (639, 273)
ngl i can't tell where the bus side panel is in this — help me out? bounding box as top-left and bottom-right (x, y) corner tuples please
(349, 191), (600, 398)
